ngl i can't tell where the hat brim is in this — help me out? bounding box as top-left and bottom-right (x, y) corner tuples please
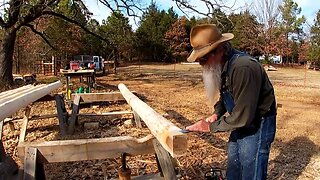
(187, 33), (234, 62)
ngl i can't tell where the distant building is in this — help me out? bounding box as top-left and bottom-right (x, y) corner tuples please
(259, 55), (282, 64)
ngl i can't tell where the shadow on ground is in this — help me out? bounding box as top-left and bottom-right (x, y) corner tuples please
(269, 136), (319, 179)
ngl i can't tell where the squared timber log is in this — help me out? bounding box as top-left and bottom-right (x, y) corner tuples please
(17, 135), (155, 163)
(70, 92), (134, 103)
(118, 84), (187, 157)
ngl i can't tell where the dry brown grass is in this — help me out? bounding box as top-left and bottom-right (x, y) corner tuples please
(2, 63), (320, 179)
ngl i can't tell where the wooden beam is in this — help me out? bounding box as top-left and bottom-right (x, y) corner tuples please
(70, 91), (135, 103)
(55, 95), (68, 136)
(118, 84), (187, 157)
(19, 107), (31, 143)
(30, 114), (58, 120)
(132, 173), (163, 180)
(0, 85), (33, 100)
(67, 94), (80, 134)
(0, 81), (62, 122)
(83, 122), (99, 130)
(17, 135), (155, 163)
(78, 111), (133, 117)
(0, 85), (46, 105)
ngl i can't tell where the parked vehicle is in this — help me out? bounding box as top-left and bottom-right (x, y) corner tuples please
(259, 55), (282, 64)
(73, 55), (104, 72)
(308, 61), (320, 70)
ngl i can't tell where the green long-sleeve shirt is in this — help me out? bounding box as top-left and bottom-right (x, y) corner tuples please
(210, 54), (275, 132)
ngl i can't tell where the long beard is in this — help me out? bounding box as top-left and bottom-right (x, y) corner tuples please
(202, 64), (222, 108)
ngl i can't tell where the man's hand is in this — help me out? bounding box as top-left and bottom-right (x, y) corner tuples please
(205, 114), (218, 123)
(186, 119), (211, 132)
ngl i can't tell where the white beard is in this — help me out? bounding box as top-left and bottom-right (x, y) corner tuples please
(202, 64), (222, 108)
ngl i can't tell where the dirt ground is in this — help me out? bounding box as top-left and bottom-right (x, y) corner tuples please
(2, 63), (320, 179)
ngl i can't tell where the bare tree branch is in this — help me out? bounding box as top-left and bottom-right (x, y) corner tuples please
(17, 0), (59, 28)
(7, 0), (23, 27)
(174, 0), (235, 18)
(24, 23), (56, 49)
(98, 0), (143, 25)
(42, 10), (112, 45)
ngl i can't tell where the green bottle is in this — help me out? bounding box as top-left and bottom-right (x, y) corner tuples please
(78, 86), (84, 93)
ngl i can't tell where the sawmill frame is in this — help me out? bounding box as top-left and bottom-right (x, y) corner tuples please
(16, 84), (187, 180)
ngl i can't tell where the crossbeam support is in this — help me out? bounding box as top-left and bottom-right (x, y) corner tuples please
(18, 135), (155, 163)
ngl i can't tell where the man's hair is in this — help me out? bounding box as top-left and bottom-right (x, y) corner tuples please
(220, 41), (233, 60)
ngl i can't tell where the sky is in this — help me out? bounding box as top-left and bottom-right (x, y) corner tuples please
(84, 0), (319, 29)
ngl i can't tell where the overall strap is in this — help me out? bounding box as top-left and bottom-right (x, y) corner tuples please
(222, 51), (248, 114)
(226, 51), (248, 76)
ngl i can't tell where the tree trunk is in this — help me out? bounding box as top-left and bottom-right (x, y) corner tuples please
(0, 28), (17, 90)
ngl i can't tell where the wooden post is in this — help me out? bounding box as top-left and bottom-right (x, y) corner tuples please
(23, 147), (46, 180)
(153, 139), (176, 180)
(51, 56), (55, 75)
(8, 121), (15, 131)
(0, 120), (6, 163)
(68, 94), (80, 134)
(0, 141), (5, 163)
(55, 95), (68, 136)
(132, 110), (142, 128)
(0, 120), (3, 141)
(41, 60), (44, 75)
(24, 147), (37, 180)
(19, 106), (31, 143)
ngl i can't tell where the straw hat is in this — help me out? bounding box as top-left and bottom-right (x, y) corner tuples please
(187, 24), (234, 62)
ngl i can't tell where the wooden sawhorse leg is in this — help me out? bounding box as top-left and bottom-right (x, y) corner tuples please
(153, 139), (177, 180)
(23, 147), (46, 180)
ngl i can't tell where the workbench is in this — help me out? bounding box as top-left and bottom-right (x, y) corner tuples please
(60, 69), (96, 98)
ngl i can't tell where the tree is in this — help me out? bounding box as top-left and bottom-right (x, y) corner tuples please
(308, 10), (320, 62)
(135, 3), (177, 61)
(164, 16), (189, 62)
(0, 0), (102, 90)
(83, 19), (104, 56)
(100, 11), (133, 63)
(299, 40), (309, 62)
(279, 0), (306, 63)
(229, 11), (262, 56)
(252, 0), (282, 59)
(0, 0), (241, 89)
(0, 0), (145, 90)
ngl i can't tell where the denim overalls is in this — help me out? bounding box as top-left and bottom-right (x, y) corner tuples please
(222, 52), (277, 180)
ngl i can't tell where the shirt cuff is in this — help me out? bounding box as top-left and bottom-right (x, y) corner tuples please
(210, 116), (234, 132)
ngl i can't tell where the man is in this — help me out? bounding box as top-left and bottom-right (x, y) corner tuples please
(186, 24), (276, 180)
